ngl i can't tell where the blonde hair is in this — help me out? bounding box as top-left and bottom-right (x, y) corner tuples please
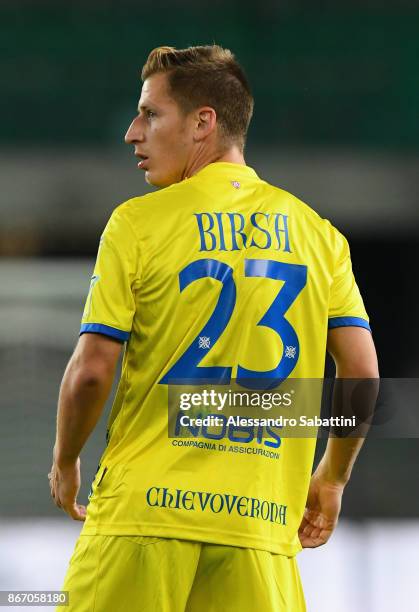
(141, 45), (254, 150)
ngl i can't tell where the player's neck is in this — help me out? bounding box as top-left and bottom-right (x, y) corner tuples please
(183, 145), (246, 180)
(216, 147), (246, 166)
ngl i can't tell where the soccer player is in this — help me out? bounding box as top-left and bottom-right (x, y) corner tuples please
(49, 45), (378, 611)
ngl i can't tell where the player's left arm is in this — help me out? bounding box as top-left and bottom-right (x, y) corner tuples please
(299, 326), (379, 548)
(49, 333), (122, 521)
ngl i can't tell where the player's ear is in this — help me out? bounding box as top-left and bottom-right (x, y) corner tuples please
(193, 107), (217, 142)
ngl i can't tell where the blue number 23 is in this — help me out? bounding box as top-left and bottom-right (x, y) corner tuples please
(159, 258), (307, 386)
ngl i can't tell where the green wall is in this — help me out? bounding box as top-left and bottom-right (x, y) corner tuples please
(2, 2), (418, 148)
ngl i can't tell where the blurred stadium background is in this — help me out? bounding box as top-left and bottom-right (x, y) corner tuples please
(1, 1), (418, 611)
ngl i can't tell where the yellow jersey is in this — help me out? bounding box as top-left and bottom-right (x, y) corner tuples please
(80, 162), (369, 555)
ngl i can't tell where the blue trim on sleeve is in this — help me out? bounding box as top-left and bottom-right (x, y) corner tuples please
(328, 317), (371, 331)
(80, 323), (130, 342)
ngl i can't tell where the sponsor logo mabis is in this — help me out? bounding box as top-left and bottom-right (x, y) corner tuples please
(146, 487), (287, 525)
(174, 411), (281, 449)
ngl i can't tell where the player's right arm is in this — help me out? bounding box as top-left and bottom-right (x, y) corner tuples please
(298, 326), (379, 548)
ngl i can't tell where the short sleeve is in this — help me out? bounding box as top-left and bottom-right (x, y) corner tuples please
(328, 230), (371, 331)
(80, 208), (140, 342)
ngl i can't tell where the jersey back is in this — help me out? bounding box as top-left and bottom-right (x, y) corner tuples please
(80, 162), (369, 555)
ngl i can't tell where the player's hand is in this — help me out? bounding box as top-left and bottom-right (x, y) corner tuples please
(298, 469), (344, 548)
(48, 452), (86, 521)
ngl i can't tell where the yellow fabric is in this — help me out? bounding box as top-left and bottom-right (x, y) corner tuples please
(79, 162), (369, 555)
(58, 535), (306, 612)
